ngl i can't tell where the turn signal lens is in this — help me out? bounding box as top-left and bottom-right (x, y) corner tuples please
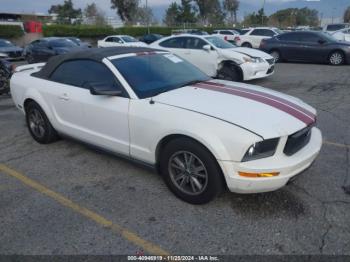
(239, 172), (280, 178)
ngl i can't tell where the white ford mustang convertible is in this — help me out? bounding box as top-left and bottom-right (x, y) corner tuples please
(11, 47), (322, 204)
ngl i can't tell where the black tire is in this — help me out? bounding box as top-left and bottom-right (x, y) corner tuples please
(26, 54), (35, 64)
(270, 50), (281, 63)
(160, 138), (225, 205)
(25, 101), (59, 144)
(217, 64), (241, 82)
(328, 51), (345, 65)
(242, 42), (252, 48)
(0, 68), (10, 95)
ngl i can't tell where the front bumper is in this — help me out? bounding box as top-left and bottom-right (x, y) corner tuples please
(240, 61), (275, 81)
(219, 127), (322, 194)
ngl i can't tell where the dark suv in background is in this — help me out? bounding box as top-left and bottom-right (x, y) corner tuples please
(260, 31), (350, 65)
(24, 37), (86, 63)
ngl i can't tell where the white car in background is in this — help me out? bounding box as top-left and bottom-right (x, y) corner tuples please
(331, 28), (350, 42)
(151, 34), (275, 81)
(10, 47), (322, 204)
(235, 27), (283, 48)
(212, 29), (240, 43)
(98, 35), (147, 48)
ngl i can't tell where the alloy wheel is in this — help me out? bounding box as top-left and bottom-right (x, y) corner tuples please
(28, 109), (46, 138)
(168, 151), (208, 196)
(330, 52), (343, 65)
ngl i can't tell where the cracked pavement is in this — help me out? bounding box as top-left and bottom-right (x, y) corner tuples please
(0, 62), (349, 255)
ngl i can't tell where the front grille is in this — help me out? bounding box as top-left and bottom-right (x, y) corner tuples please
(266, 58), (275, 65)
(8, 51), (22, 58)
(284, 126), (312, 156)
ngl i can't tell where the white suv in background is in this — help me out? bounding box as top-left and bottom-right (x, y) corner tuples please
(151, 34), (275, 81)
(212, 29), (240, 43)
(235, 27), (283, 48)
(331, 28), (350, 42)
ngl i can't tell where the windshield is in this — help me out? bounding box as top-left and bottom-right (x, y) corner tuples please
(205, 36), (236, 49)
(112, 53), (210, 99)
(0, 40), (14, 47)
(274, 28), (284, 35)
(121, 36), (138, 43)
(68, 38), (81, 45)
(49, 39), (76, 48)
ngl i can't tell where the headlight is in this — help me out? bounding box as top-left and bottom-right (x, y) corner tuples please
(243, 56), (264, 63)
(242, 138), (280, 162)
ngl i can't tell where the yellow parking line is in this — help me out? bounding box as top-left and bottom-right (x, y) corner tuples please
(0, 164), (170, 256)
(323, 141), (350, 149)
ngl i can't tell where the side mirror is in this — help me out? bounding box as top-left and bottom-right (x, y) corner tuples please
(90, 86), (123, 96)
(203, 44), (212, 51)
(318, 39), (326, 45)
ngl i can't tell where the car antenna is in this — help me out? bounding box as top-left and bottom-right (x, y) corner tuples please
(150, 97), (155, 105)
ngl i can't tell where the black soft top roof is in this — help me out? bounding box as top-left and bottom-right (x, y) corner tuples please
(33, 47), (162, 79)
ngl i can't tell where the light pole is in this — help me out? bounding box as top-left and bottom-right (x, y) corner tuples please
(261, 0), (266, 25)
(146, 0), (150, 34)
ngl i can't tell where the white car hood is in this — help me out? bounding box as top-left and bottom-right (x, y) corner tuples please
(220, 47), (273, 60)
(154, 80), (316, 139)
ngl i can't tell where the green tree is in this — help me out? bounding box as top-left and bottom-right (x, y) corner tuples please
(48, 0), (82, 24)
(243, 8), (268, 26)
(164, 2), (180, 26)
(84, 3), (106, 25)
(194, 0), (224, 25)
(110, 0), (139, 24)
(268, 7), (319, 27)
(135, 6), (156, 25)
(344, 6), (350, 23)
(223, 0), (239, 25)
(177, 0), (197, 25)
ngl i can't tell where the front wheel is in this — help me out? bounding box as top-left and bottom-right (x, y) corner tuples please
(217, 65), (241, 82)
(160, 138), (225, 204)
(270, 50), (281, 63)
(329, 51), (345, 65)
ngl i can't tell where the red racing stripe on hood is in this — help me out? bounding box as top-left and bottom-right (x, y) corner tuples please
(204, 81), (316, 120)
(193, 82), (316, 126)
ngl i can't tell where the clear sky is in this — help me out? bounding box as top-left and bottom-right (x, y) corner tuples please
(0, 0), (345, 19)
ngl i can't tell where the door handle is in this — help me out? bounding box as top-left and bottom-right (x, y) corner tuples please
(59, 93), (69, 101)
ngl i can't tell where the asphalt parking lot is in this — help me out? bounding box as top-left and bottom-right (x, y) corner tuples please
(0, 62), (349, 256)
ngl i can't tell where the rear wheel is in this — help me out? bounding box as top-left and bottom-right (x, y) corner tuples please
(329, 51), (345, 65)
(242, 42), (252, 48)
(217, 64), (241, 82)
(160, 138), (224, 204)
(25, 101), (59, 144)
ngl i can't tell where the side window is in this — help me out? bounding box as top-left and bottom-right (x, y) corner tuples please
(251, 29), (264, 36)
(113, 37), (123, 43)
(50, 60), (125, 94)
(213, 31), (218, 34)
(278, 33), (299, 42)
(251, 29), (275, 37)
(221, 30), (234, 35)
(105, 37), (114, 42)
(184, 37), (207, 49)
(159, 38), (185, 48)
(299, 33), (320, 43)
